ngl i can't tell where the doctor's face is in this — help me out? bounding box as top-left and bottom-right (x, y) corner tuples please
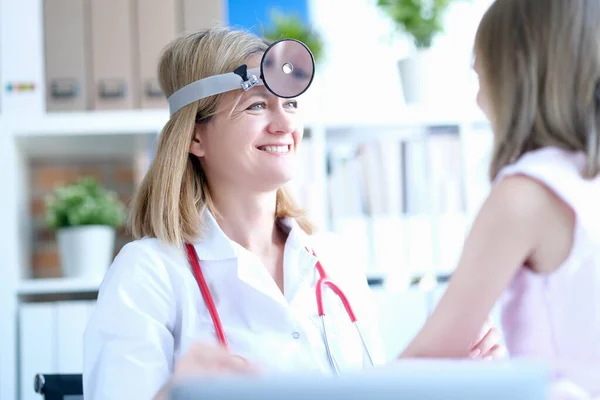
(190, 54), (304, 193)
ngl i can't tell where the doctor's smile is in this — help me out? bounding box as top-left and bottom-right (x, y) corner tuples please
(256, 144), (293, 154)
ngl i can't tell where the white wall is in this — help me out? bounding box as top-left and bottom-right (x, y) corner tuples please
(310, 0), (495, 123)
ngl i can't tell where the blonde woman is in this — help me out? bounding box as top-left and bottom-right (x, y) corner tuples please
(400, 0), (600, 398)
(83, 27), (502, 400)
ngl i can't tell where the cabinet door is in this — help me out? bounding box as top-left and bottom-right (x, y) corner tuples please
(19, 301), (96, 400)
(56, 301), (96, 373)
(19, 303), (56, 400)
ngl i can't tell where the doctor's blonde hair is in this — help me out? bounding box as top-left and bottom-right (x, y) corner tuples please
(475, 0), (600, 181)
(130, 26), (314, 245)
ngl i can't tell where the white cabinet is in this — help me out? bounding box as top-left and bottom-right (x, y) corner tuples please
(19, 301), (95, 400)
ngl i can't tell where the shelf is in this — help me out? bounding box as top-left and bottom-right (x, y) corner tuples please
(1, 104), (490, 146)
(18, 277), (101, 296)
(399, 103), (488, 127)
(16, 131), (157, 158)
(321, 103), (489, 133)
(1, 104), (489, 137)
(9, 110), (162, 157)
(7, 109), (170, 137)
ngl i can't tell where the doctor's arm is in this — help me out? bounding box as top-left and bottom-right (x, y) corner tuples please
(83, 242), (179, 400)
(83, 243), (254, 400)
(398, 176), (543, 359)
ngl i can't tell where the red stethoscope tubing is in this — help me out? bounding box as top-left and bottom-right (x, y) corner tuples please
(185, 243), (229, 348)
(310, 249), (357, 322)
(184, 243), (360, 350)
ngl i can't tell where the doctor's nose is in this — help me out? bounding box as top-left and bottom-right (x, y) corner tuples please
(266, 106), (296, 135)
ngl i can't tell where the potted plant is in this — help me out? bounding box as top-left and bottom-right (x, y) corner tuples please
(376, 0), (466, 104)
(262, 11), (325, 65)
(45, 177), (126, 282)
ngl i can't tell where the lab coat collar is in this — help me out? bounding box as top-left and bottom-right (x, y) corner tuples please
(191, 208), (315, 258)
(278, 216), (311, 252)
(278, 217), (319, 303)
(190, 209), (241, 260)
(190, 209), (318, 304)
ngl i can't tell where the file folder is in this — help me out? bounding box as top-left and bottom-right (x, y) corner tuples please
(181, 0), (226, 32)
(0, 0), (45, 115)
(90, 0), (138, 109)
(136, 0), (179, 108)
(43, 0), (90, 111)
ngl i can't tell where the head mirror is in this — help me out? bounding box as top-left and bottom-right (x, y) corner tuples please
(167, 38), (315, 117)
(261, 39), (315, 98)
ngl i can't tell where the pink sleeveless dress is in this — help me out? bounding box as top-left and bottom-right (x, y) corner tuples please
(494, 147), (600, 399)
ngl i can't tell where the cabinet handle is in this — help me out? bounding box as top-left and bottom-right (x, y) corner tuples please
(50, 79), (79, 99)
(145, 79), (163, 98)
(98, 79), (126, 99)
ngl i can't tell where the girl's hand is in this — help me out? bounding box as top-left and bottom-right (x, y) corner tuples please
(469, 318), (507, 360)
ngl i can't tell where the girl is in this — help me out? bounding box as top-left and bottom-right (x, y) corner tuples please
(401, 0), (600, 398)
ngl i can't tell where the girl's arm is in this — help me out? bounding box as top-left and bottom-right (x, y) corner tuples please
(398, 175), (548, 359)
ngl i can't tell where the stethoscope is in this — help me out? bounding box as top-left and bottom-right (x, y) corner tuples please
(184, 243), (375, 375)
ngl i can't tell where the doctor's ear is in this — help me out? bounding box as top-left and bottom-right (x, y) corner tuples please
(189, 123), (206, 158)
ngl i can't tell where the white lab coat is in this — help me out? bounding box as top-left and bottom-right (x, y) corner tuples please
(83, 211), (386, 400)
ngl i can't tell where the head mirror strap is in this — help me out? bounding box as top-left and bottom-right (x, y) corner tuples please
(167, 67), (263, 116)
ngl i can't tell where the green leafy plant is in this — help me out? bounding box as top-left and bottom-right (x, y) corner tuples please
(262, 11), (325, 64)
(376, 0), (465, 49)
(45, 177), (127, 230)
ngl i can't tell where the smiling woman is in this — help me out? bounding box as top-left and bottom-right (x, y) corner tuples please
(189, 82), (303, 195)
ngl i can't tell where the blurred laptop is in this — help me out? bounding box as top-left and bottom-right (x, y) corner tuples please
(169, 359), (550, 400)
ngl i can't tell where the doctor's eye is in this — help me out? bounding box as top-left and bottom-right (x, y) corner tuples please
(284, 100), (298, 109)
(247, 102), (266, 111)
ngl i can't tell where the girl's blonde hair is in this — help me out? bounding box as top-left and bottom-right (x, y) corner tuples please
(130, 26), (314, 245)
(474, 0), (600, 181)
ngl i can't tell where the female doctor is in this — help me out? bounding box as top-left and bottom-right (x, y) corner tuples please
(82, 26), (504, 400)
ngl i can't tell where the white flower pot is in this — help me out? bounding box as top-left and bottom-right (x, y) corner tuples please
(57, 225), (116, 282)
(397, 49), (441, 106)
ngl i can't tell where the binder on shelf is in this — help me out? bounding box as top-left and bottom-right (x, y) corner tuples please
(180, 0), (226, 33)
(89, 0), (138, 110)
(136, 0), (178, 109)
(43, 0), (90, 112)
(0, 0), (45, 115)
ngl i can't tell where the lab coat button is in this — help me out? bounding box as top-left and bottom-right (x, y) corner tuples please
(292, 332), (300, 339)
